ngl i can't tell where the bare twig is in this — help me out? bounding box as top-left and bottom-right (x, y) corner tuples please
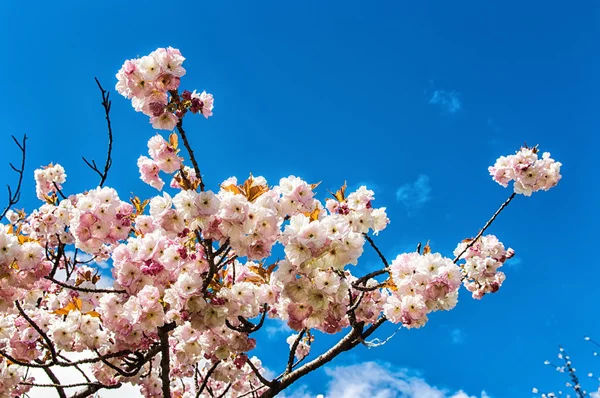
(82, 78), (113, 187)
(176, 120), (204, 191)
(363, 233), (389, 268)
(45, 276), (127, 294)
(1, 134), (26, 222)
(453, 192), (516, 263)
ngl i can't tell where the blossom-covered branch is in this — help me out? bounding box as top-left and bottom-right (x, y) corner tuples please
(0, 47), (562, 398)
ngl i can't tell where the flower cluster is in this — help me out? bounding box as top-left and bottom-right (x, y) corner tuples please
(116, 47), (213, 130)
(0, 47), (564, 398)
(385, 250), (462, 328)
(138, 133), (183, 190)
(489, 146), (562, 196)
(34, 163), (66, 201)
(0, 361), (31, 397)
(454, 235), (514, 299)
(69, 186), (133, 256)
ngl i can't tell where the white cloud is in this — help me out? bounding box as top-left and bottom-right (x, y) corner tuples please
(450, 328), (465, 344)
(505, 256), (522, 270)
(429, 90), (462, 114)
(265, 319), (293, 337)
(320, 362), (489, 398)
(396, 175), (432, 215)
(26, 359), (490, 398)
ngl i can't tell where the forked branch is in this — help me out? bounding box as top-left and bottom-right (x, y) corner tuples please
(0, 134), (26, 222)
(82, 78), (113, 187)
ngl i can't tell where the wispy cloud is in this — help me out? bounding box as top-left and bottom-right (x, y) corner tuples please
(450, 328), (465, 344)
(265, 319), (293, 338)
(429, 90), (462, 114)
(505, 256), (523, 270)
(396, 175), (432, 215)
(320, 362), (489, 398)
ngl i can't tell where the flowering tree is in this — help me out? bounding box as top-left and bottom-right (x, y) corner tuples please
(0, 47), (563, 398)
(533, 337), (600, 398)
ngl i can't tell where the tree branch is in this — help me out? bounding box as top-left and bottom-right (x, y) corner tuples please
(453, 192), (516, 263)
(176, 120), (204, 191)
(196, 361), (220, 398)
(82, 78), (114, 187)
(158, 322), (176, 398)
(41, 367), (67, 398)
(245, 357), (274, 387)
(0, 134), (26, 222)
(286, 329), (307, 374)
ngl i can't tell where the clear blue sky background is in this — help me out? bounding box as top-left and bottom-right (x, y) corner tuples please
(1, 1), (598, 397)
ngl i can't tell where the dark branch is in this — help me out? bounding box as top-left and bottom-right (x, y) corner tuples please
(286, 329), (307, 374)
(1, 134), (26, 222)
(82, 78), (114, 187)
(158, 322), (176, 398)
(245, 357), (274, 387)
(453, 192), (516, 263)
(176, 119), (204, 191)
(363, 234), (389, 268)
(41, 367), (67, 398)
(196, 361), (220, 398)
(45, 276), (127, 294)
(15, 300), (58, 363)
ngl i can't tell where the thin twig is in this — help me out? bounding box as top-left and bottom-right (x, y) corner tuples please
(1, 134), (26, 222)
(176, 120), (204, 191)
(15, 301), (58, 363)
(363, 234), (389, 267)
(196, 361), (221, 398)
(453, 192), (516, 263)
(82, 78), (114, 187)
(45, 276), (127, 294)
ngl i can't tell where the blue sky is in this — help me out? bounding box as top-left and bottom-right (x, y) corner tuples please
(1, 1), (599, 397)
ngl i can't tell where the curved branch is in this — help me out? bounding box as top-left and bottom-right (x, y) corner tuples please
(363, 233), (389, 268)
(453, 192), (516, 263)
(245, 357), (274, 387)
(82, 78), (114, 187)
(176, 120), (204, 191)
(41, 367), (67, 398)
(15, 300), (58, 363)
(286, 329), (307, 374)
(0, 134), (26, 222)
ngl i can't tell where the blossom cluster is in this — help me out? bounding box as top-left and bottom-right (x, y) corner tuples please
(454, 235), (514, 299)
(69, 187), (133, 256)
(0, 46), (564, 397)
(115, 47), (214, 130)
(34, 163), (66, 201)
(489, 146), (562, 196)
(385, 251), (462, 328)
(138, 133), (183, 190)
